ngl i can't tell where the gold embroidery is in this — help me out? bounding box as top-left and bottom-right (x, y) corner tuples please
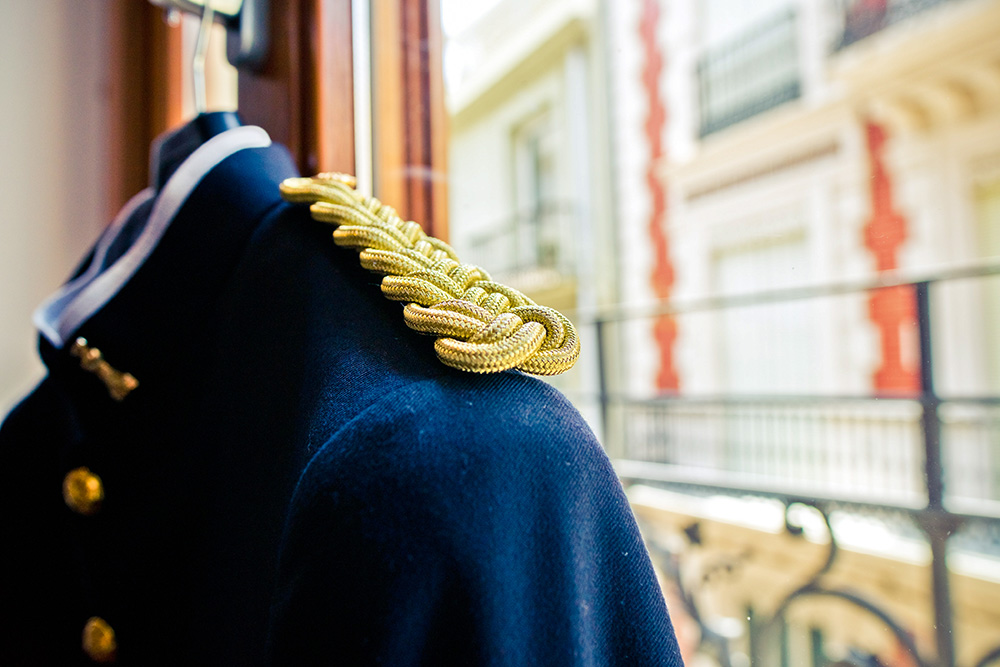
(280, 174), (580, 375)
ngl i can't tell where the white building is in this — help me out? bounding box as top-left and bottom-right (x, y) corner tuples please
(606, 0), (1000, 400)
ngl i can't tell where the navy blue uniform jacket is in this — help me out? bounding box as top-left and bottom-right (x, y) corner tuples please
(0, 125), (683, 665)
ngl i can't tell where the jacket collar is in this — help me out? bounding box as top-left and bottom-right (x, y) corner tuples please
(36, 126), (298, 404)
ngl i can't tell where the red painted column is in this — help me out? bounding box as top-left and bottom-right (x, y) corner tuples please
(863, 120), (919, 394)
(640, 0), (680, 392)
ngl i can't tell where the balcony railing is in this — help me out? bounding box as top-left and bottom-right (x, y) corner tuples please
(463, 202), (576, 289)
(697, 9), (801, 137)
(619, 395), (1000, 513)
(835, 0), (961, 50)
(583, 261), (1000, 667)
(594, 264), (1000, 517)
(620, 395), (929, 505)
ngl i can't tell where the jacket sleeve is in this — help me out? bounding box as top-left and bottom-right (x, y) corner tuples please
(266, 374), (683, 666)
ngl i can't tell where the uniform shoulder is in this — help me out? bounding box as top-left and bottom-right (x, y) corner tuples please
(269, 371), (681, 665)
(298, 371), (611, 501)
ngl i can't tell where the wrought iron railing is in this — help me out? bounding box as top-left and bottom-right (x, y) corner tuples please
(835, 0), (963, 50)
(698, 9), (801, 137)
(585, 260), (1000, 667)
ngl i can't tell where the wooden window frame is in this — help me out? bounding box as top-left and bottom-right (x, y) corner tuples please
(106, 1), (184, 217)
(108, 0), (448, 238)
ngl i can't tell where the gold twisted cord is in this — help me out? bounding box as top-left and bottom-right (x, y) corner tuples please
(279, 173), (580, 375)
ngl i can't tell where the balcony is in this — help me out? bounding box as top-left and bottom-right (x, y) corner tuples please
(835, 0), (963, 50)
(585, 263), (1000, 666)
(697, 9), (801, 138)
(462, 202), (577, 305)
(829, 0), (1000, 133)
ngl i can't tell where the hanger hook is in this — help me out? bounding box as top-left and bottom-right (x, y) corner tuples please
(192, 1), (215, 114)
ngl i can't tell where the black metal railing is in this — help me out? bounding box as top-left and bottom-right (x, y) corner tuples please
(586, 260), (1000, 667)
(698, 9), (801, 137)
(835, 0), (963, 50)
(620, 395), (929, 505)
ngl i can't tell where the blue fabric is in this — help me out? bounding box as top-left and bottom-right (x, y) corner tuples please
(0, 138), (683, 665)
(270, 377), (678, 666)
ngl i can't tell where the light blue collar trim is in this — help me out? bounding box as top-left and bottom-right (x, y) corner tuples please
(34, 125), (272, 348)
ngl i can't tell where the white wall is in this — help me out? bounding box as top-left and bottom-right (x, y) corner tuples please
(0, 0), (110, 413)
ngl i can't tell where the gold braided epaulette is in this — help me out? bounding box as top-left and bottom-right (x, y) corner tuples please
(279, 173), (579, 375)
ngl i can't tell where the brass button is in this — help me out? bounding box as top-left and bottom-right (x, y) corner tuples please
(82, 616), (117, 663)
(63, 467), (104, 516)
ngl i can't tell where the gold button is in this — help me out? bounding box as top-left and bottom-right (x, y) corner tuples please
(63, 467), (104, 516)
(82, 616), (117, 663)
